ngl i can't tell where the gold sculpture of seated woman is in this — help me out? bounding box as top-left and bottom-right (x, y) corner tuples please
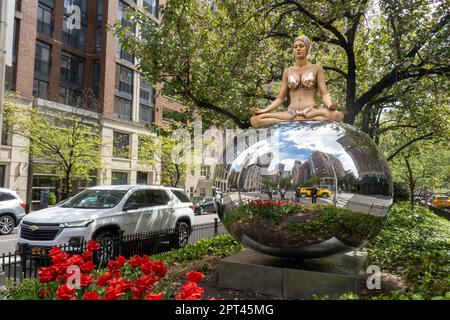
(250, 35), (343, 127)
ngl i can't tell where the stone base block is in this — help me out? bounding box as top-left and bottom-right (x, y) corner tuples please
(218, 249), (368, 299)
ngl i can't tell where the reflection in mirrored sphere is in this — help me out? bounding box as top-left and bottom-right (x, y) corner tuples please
(216, 121), (393, 259)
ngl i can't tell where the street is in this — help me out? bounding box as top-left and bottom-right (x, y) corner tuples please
(0, 213), (220, 256)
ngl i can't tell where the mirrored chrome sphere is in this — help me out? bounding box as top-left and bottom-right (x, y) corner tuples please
(216, 121), (393, 259)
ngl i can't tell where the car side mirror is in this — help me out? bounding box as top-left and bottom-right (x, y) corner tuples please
(123, 202), (139, 211)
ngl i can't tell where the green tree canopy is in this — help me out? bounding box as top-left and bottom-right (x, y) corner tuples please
(4, 102), (103, 195)
(113, 0), (449, 130)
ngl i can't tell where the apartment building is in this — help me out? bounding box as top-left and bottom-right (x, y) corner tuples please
(1, 0), (194, 210)
(1, 0), (228, 210)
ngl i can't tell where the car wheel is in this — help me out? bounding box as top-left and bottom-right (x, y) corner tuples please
(322, 193), (329, 198)
(170, 222), (190, 248)
(199, 207), (204, 215)
(93, 230), (118, 266)
(300, 193), (307, 197)
(0, 214), (15, 235)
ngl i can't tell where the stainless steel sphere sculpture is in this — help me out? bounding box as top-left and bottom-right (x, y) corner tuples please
(215, 121), (393, 259)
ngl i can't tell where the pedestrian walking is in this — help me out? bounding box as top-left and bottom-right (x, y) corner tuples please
(311, 185), (318, 203)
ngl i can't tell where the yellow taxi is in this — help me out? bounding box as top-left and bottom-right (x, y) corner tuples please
(431, 195), (450, 207)
(298, 187), (333, 198)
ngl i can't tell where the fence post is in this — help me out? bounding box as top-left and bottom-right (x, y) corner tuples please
(19, 243), (29, 281)
(214, 218), (218, 235)
(368, 203), (374, 214)
(0, 257), (5, 286)
(117, 230), (125, 257)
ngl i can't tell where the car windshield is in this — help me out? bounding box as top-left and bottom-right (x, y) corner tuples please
(61, 190), (127, 209)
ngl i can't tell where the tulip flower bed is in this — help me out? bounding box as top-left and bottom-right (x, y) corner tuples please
(35, 241), (211, 300)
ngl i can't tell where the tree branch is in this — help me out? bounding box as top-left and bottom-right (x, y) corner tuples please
(356, 65), (450, 112)
(386, 132), (434, 161)
(323, 66), (347, 78)
(268, 0), (348, 47)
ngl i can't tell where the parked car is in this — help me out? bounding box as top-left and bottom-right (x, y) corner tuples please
(194, 197), (217, 215)
(431, 195), (450, 207)
(16, 185), (195, 250)
(298, 187), (333, 198)
(0, 188), (26, 235)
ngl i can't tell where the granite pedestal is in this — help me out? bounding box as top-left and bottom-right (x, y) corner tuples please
(218, 249), (368, 299)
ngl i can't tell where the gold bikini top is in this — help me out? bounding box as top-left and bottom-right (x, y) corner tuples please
(287, 66), (317, 90)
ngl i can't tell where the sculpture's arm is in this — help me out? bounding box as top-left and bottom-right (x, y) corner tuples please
(316, 64), (338, 110)
(252, 69), (289, 115)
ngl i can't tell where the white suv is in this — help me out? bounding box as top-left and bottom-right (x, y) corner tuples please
(17, 185), (195, 249)
(0, 188), (26, 235)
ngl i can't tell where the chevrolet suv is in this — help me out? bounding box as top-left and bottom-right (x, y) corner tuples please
(16, 185), (195, 249)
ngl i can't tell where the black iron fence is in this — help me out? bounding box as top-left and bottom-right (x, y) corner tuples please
(1, 219), (227, 284)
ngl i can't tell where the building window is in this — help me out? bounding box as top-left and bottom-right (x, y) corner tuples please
(115, 64), (133, 95)
(199, 187), (206, 198)
(62, 0), (87, 50)
(59, 86), (81, 106)
(95, 27), (102, 53)
(96, 0), (103, 23)
(200, 165), (210, 177)
(112, 171), (128, 185)
(114, 96), (132, 119)
(116, 1), (135, 63)
(139, 104), (154, 125)
(93, 60), (101, 97)
(139, 80), (155, 104)
(35, 41), (51, 76)
(60, 52), (84, 87)
(37, 1), (53, 36)
(15, 0), (22, 12)
(33, 79), (49, 99)
(113, 131), (130, 158)
(143, 0), (159, 18)
(137, 171), (148, 185)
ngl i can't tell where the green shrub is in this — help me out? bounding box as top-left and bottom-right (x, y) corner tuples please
(367, 202), (450, 298)
(153, 234), (244, 264)
(48, 192), (57, 205)
(2, 279), (41, 300)
(393, 182), (410, 202)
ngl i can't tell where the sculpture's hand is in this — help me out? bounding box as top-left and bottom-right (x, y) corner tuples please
(251, 108), (265, 115)
(327, 102), (338, 111)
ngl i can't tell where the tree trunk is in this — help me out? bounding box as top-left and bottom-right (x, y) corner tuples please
(404, 157), (415, 207)
(65, 170), (72, 196)
(343, 102), (358, 125)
